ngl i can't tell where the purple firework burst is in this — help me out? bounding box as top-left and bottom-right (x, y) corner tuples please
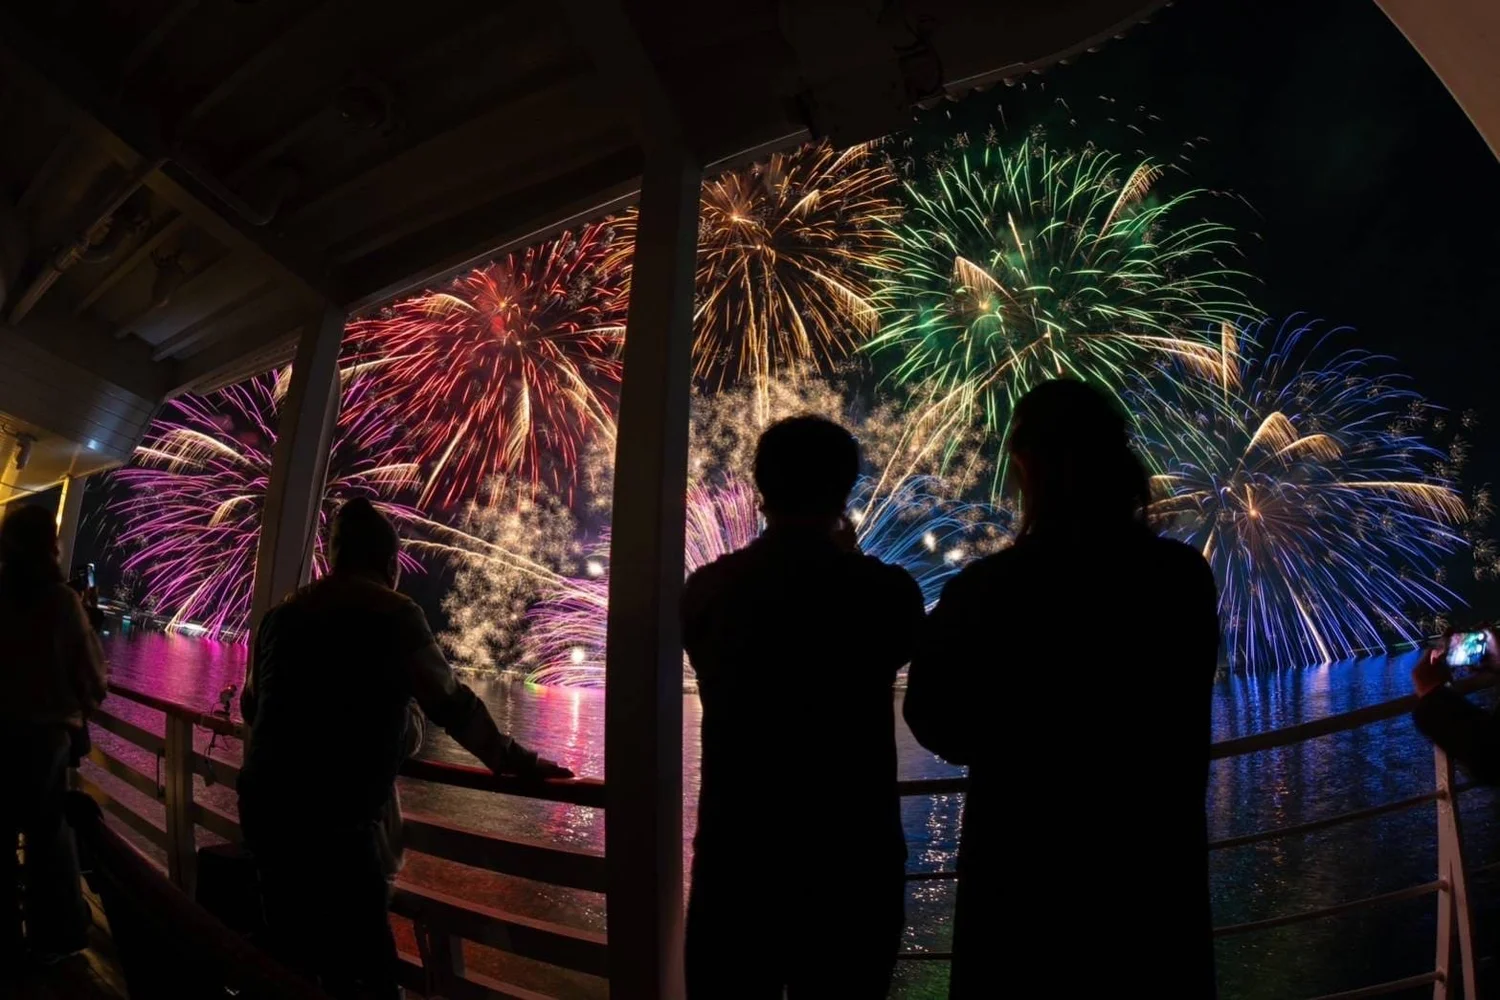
(109, 368), (425, 640)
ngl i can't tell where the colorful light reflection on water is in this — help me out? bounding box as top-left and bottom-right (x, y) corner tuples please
(90, 632), (1500, 999)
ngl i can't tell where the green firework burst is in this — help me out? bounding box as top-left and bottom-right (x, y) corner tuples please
(867, 136), (1257, 450)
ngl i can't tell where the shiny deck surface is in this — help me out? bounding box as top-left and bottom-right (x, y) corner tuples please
(11, 888), (129, 1000)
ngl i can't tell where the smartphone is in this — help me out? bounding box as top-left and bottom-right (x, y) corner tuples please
(68, 562), (95, 593)
(1446, 630), (1490, 669)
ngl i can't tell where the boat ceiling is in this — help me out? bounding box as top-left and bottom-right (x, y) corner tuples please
(0, 0), (1163, 497)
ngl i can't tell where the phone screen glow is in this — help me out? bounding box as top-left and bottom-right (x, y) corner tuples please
(1447, 631), (1489, 668)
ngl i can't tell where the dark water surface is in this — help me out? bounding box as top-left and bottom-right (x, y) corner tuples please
(89, 633), (1500, 998)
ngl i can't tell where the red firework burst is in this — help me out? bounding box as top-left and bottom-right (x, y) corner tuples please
(347, 222), (626, 507)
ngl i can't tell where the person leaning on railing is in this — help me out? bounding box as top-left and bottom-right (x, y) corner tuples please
(905, 380), (1221, 999)
(1412, 628), (1500, 783)
(236, 498), (572, 1000)
(0, 503), (108, 968)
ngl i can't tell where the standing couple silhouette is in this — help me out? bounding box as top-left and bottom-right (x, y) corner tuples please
(682, 379), (1220, 999)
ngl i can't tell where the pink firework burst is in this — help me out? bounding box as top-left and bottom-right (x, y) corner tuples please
(519, 477), (762, 687)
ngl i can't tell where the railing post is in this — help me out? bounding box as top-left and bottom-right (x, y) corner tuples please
(1433, 746), (1477, 999)
(415, 919), (465, 996)
(163, 714), (197, 895)
(602, 139), (700, 996)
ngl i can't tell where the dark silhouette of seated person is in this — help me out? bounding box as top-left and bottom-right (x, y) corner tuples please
(905, 380), (1221, 998)
(238, 498), (570, 999)
(681, 416), (925, 998)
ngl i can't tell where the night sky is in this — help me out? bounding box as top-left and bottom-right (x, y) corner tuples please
(926, 0), (1500, 611)
(77, 0), (1500, 619)
(937, 0), (1500, 406)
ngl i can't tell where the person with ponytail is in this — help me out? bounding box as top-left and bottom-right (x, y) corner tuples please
(905, 380), (1221, 997)
(0, 503), (107, 965)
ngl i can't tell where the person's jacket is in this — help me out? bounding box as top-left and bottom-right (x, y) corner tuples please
(238, 571), (538, 831)
(906, 528), (1220, 998)
(682, 526), (925, 878)
(0, 581), (108, 727)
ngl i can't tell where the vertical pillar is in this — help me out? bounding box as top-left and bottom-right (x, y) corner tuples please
(604, 138), (700, 999)
(55, 472), (86, 574)
(163, 714), (197, 894)
(246, 304), (344, 658)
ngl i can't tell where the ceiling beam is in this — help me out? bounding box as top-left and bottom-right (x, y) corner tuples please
(72, 214), (186, 318)
(176, 0), (347, 132)
(0, 12), (341, 307)
(149, 279), (280, 361)
(341, 147), (643, 313)
(561, 0), (686, 149)
(6, 300), (169, 403)
(282, 63), (589, 234)
(167, 317), (305, 399)
(120, 0), (201, 81)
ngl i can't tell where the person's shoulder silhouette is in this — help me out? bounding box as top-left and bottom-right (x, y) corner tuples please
(682, 415), (923, 677)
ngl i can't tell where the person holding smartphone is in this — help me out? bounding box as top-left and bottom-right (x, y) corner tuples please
(1412, 627), (1500, 783)
(681, 416), (925, 999)
(238, 499), (571, 999)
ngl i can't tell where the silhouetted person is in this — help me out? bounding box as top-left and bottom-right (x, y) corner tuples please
(238, 498), (571, 1000)
(905, 380), (1220, 998)
(1412, 633), (1500, 781)
(682, 416), (925, 998)
(0, 504), (107, 966)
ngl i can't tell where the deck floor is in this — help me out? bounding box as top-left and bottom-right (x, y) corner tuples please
(10, 886), (129, 1000)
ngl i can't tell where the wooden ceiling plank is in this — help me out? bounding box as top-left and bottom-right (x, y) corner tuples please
(149, 278), (280, 361)
(114, 250), (271, 342)
(120, 0), (202, 81)
(16, 127), (79, 214)
(168, 322), (302, 399)
(282, 69), (586, 234)
(176, 0), (348, 133)
(326, 129), (628, 265)
(0, 11), (340, 307)
(343, 147), (642, 313)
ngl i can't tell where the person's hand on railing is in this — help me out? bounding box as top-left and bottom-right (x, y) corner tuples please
(485, 739), (576, 782)
(527, 757), (575, 781)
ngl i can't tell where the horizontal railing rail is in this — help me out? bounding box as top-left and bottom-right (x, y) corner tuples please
(893, 676), (1493, 997)
(1211, 673), (1497, 760)
(78, 679), (607, 1000)
(82, 672), (1496, 997)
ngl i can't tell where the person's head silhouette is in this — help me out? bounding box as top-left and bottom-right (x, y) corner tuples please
(1008, 379), (1150, 537)
(0, 503), (63, 600)
(1, 504), (58, 566)
(330, 497), (402, 587)
(754, 415), (860, 529)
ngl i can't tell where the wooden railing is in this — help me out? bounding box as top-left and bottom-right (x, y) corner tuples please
(896, 674), (1493, 998)
(80, 675), (1491, 999)
(76, 680), (607, 1000)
